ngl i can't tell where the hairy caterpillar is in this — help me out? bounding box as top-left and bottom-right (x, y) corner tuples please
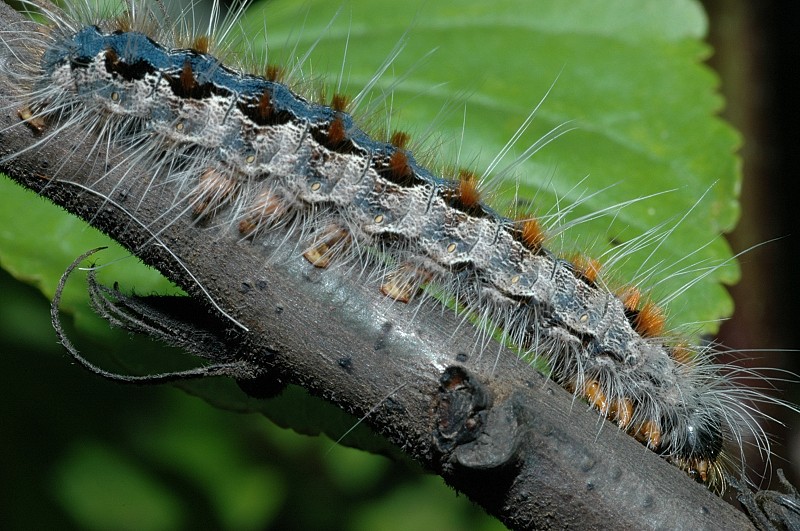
(0, 0), (796, 524)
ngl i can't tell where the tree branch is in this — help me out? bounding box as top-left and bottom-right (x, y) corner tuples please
(0, 2), (755, 529)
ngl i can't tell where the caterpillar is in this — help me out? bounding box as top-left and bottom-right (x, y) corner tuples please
(0, 0), (795, 520)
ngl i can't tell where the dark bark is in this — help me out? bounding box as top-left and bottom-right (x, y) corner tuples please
(0, 2), (756, 529)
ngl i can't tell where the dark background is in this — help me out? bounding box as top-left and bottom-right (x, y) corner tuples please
(704, 0), (800, 488)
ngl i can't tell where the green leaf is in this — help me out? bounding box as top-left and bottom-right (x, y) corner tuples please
(0, 0), (738, 463)
(0, 185), (181, 336)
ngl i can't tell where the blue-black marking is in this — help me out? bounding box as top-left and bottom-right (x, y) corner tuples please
(44, 25), (527, 226)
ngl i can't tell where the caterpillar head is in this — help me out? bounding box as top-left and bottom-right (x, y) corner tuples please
(665, 408), (726, 490)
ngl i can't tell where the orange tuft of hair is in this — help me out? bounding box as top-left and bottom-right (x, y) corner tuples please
(265, 64), (284, 82)
(389, 150), (411, 179)
(327, 116), (347, 146)
(104, 48), (120, 68)
(180, 59), (196, 94)
(518, 218), (546, 250)
(192, 35), (211, 54)
(456, 170), (481, 208)
(670, 343), (695, 365)
(633, 300), (666, 338)
(617, 286), (641, 312)
(570, 254), (602, 283)
(330, 93), (349, 112)
(390, 130), (410, 149)
(257, 89), (273, 120)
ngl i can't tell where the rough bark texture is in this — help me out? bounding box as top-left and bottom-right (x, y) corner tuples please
(0, 2), (756, 529)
